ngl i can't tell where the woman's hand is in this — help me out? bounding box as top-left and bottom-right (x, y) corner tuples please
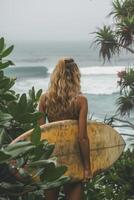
(83, 167), (92, 183)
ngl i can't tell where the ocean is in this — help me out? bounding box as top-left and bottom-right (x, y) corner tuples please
(5, 40), (134, 146)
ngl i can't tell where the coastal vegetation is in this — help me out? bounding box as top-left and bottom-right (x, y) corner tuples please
(84, 0), (134, 199)
(93, 0), (134, 122)
(94, 0), (134, 61)
(0, 38), (69, 199)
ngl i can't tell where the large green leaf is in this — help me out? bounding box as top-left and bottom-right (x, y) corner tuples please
(41, 163), (67, 182)
(6, 141), (32, 151)
(2, 45), (14, 58)
(2, 92), (17, 101)
(27, 99), (34, 112)
(28, 159), (55, 168)
(18, 93), (27, 113)
(43, 143), (55, 159)
(3, 78), (16, 91)
(0, 61), (11, 70)
(36, 89), (43, 101)
(18, 112), (43, 123)
(0, 112), (12, 122)
(5, 141), (35, 158)
(0, 37), (4, 53)
(0, 78), (10, 89)
(0, 112), (12, 127)
(0, 128), (11, 145)
(7, 101), (18, 118)
(30, 143), (44, 161)
(31, 125), (41, 145)
(0, 150), (11, 163)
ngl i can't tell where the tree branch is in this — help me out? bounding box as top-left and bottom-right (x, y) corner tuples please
(121, 133), (134, 137)
(117, 43), (134, 54)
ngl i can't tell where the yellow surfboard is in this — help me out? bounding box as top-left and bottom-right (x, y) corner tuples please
(11, 120), (125, 181)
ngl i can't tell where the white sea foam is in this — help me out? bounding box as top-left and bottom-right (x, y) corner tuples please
(48, 66), (131, 75)
(81, 74), (119, 94)
(80, 66), (128, 75)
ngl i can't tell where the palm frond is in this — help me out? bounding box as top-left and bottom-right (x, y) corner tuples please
(116, 16), (134, 46)
(121, 68), (134, 89)
(93, 25), (119, 61)
(116, 93), (134, 116)
(109, 0), (134, 21)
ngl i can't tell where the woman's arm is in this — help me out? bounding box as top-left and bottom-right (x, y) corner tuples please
(38, 94), (46, 125)
(78, 95), (91, 180)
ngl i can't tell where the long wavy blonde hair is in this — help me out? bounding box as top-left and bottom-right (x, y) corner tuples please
(45, 58), (81, 118)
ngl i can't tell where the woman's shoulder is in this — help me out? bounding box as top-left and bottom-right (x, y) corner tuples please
(76, 94), (88, 101)
(75, 94), (88, 107)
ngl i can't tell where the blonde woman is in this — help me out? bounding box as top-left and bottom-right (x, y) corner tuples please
(39, 58), (91, 200)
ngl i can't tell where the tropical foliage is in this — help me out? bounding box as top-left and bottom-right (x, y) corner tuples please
(93, 0), (134, 61)
(116, 68), (134, 116)
(89, 1), (134, 199)
(0, 38), (69, 199)
(93, 0), (134, 117)
(83, 149), (134, 200)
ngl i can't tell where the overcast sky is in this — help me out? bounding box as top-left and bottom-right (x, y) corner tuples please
(0, 0), (113, 42)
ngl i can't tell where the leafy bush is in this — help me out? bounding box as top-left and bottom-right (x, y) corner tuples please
(0, 126), (69, 199)
(83, 149), (134, 200)
(0, 37), (69, 199)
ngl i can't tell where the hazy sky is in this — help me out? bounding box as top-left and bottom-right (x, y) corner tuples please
(0, 0), (113, 41)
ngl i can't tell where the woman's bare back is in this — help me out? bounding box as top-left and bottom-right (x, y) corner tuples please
(39, 93), (81, 123)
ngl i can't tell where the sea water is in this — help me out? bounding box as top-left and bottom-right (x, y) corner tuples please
(6, 40), (134, 146)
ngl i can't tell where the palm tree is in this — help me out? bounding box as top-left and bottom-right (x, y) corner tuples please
(116, 68), (134, 116)
(93, 0), (134, 116)
(94, 26), (119, 61)
(93, 0), (134, 61)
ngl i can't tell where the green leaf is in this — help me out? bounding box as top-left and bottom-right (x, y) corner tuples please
(7, 101), (18, 118)
(0, 78), (10, 89)
(0, 61), (12, 70)
(31, 125), (41, 145)
(2, 92), (17, 101)
(27, 99), (34, 112)
(0, 37), (4, 53)
(18, 112), (43, 123)
(0, 128), (12, 145)
(0, 112), (12, 122)
(6, 141), (31, 151)
(43, 143), (55, 159)
(18, 93), (27, 113)
(5, 141), (35, 158)
(8, 60), (15, 65)
(41, 163), (67, 182)
(28, 159), (55, 168)
(29, 86), (36, 101)
(36, 89), (43, 101)
(0, 150), (11, 163)
(2, 45), (14, 58)
(30, 143), (44, 161)
(4, 78), (16, 91)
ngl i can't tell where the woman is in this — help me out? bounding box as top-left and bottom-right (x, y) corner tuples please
(38, 58), (91, 200)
